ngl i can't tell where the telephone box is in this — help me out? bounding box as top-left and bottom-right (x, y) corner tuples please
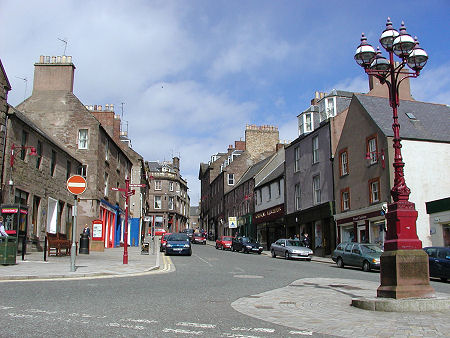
(1, 204), (28, 261)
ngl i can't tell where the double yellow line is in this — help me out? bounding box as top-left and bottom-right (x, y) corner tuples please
(161, 254), (173, 272)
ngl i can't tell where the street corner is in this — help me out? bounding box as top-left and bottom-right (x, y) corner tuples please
(231, 277), (450, 337)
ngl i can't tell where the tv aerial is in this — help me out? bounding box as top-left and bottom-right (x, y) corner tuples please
(57, 37), (68, 55)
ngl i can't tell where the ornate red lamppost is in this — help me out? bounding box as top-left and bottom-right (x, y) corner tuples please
(355, 18), (434, 299)
(112, 176), (145, 264)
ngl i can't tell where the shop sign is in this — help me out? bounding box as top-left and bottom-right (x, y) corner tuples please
(254, 205), (283, 221)
(1, 208), (27, 214)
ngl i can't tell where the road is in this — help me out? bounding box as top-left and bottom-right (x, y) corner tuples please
(1, 244), (449, 337)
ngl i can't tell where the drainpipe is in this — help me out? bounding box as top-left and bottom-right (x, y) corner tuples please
(0, 108), (10, 204)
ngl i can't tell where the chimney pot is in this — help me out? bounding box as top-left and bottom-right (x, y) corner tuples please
(39, 55), (44, 63)
(67, 56), (72, 63)
(56, 56), (61, 63)
(98, 105), (102, 111)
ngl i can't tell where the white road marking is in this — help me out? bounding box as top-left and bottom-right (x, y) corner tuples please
(289, 330), (313, 335)
(163, 328), (204, 335)
(177, 321), (216, 328)
(121, 318), (158, 324)
(232, 327), (274, 333)
(194, 254), (213, 267)
(106, 322), (145, 330)
(222, 333), (260, 338)
(8, 313), (34, 318)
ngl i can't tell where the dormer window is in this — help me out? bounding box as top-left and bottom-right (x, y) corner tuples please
(326, 97), (335, 117)
(298, 113), (313, 135)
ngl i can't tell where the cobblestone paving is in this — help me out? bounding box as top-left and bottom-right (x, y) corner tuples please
(231, 278), (450, 337)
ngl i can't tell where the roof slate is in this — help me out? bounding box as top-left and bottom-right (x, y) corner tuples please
(355, 94), (450, 142)
(256, 162), (284, 188)
(235, 156), (272, 187)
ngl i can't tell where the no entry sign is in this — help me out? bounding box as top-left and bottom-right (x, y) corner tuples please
(67, 175), (87, 195)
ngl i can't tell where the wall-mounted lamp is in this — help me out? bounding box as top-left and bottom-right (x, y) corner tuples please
(365, 149), (385, 169)
(10, 143), (37, 168)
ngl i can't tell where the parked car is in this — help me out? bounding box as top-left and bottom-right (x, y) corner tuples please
(181, 228), (194, 241)
(165, 233), (192, 256)
(423, 247), (450, 282)
(192, 232), (206, 245)
(159, 232), (172, 252)
(332, 242), (383, 272)
(270, 239), (313, 260)
(216, 236), (233, 250)
(231, 236), (263, 254)
(153, 228), (166, 236)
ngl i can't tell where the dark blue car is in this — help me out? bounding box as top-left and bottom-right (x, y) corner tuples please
(165, 233), (192, 256)
(423, 247), (450, 282)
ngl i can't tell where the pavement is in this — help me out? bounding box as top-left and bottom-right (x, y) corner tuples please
(1, 240), (449, 337)
(0, 245), (163, 281)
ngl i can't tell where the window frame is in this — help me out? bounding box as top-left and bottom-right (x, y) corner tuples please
(369, 177), (381, 204)
(155, 180), (162, 191)
(36, 140), (42, 169)
(312, 136), (319, 164)
(339, 148), (349, 176)
(313, 175), (321, 205)
(228, 173), (235, 186)
(78, 129), (89, 150)
(341, 187), (350, 211)
(50, 150), (56, 176)
(366, 135), (378, 165)
(154, 196), (162, 209)
(294, 184), (301, 210)
(294, 146), (301, 172)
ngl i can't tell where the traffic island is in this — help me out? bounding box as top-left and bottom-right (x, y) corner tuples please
(352, 296), (450, 312)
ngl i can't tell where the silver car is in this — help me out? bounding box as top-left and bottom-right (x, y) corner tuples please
(270, 239), (313, 260)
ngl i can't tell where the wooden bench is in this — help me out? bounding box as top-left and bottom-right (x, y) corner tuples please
(46, 232), (75, 256)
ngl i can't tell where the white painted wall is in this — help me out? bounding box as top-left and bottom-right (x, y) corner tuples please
(402, 140), (450, 247)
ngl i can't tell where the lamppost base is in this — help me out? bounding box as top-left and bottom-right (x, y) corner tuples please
(377, 250), (434, 299)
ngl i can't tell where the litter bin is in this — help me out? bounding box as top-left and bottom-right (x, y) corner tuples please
(79, 233), (89, 254)
(0, 236), (17, 265)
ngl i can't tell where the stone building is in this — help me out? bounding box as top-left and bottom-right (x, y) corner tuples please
(189, 205), (201, 230)
(16, 55), (133, 250)
(200, 124), (280, 238)
(0, 59), (11, 202)
(3, 106), (82, 250)
(145, 157), (189, 234)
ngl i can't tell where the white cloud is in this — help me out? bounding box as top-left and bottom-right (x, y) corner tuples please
(411, 62), (450, 105)
(328, 76), (369, 94)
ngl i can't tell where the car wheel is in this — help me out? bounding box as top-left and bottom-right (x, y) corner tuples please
(160, 247), (163, 252)
(440, 277), (448, 282)
(362, 260), (371, 272)
(271, 250), (276, 258)
(337, 257), (344, 268)
(306, 258), (311, 261)
(215, 245), (219, 249)
(285, 251), (290, 260)
(258, 251), (262, 255)
(187, 250), (192, 256)
(231, 246), (235, 252)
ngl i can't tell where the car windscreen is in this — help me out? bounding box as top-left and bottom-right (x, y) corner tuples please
(361, 244), (383, 253)
(223, 237), (232, 241)
(287, 240), (303, 247)
(167, 234), (189, 242)
(242, 237), (256, 243)
(194, 233), (204, 237)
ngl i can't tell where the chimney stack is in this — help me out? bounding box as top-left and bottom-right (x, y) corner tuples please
(32, 55), (76, 94)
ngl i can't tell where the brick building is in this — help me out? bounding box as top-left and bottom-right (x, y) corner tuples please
(16, 55), (133, 250)
(145, 157), (189, 234)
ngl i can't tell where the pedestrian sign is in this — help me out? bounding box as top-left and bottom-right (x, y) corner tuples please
(228, 217), (237, 229)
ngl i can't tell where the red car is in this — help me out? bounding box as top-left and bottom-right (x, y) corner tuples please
(216, 236), (233, 250)
(159, 232), (172, 252)
(192, 232), (206, 245)
(152, 228), (166, 236)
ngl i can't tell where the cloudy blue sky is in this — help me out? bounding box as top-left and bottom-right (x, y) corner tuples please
(1, 0), (449, 203)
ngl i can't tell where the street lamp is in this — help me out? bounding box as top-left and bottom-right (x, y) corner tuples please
(355, 18), (434, 299)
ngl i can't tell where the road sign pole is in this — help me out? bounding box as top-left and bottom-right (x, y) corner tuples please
(71, 195), (77, 272)
(123, 177), (130, 264)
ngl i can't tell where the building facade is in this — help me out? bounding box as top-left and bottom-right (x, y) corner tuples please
(16, 55), (133, 250)
(145, 157), (189, 234)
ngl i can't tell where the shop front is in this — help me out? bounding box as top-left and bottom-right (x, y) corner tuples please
(334, 203), (387, 247)
(285, 202), (335, 256)
(99, 199), (125, 249)
(237, 214), (253, 238)
(254, 204), (284, 250)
